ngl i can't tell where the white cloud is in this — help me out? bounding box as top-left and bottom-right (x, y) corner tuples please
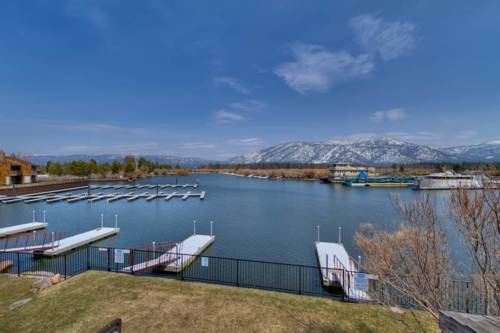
(214, 77), (251, 94)
(371, 108), (407, 122)
(212, 99), (265, 124)
(274, 44), (374, 94)
(228, 138), (265, 146)
(213, 110), (246, 124)
(329, 131), (439, 144)
(179, 142), (216, 149)
(45, 122), (147, 134)
(455, 130), (478, 140)
(350, 14), (416, 61)
(49, 143), (162, 155)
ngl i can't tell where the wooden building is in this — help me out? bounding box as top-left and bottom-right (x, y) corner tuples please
(0, 150), (37, 186)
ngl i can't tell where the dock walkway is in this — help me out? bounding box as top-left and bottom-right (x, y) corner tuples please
(120, 234), (215, 273)
(315, 241), (370, 301)
(0, 222), (48, 238)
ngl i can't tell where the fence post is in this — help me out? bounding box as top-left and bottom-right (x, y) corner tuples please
(180, 255), (184, 280)
(107, 248), (111, 272)
(86, 246), (90, 270)
(64, 253), (67, 279)
(17, 252), (20, 276)
(236, 259), (239, 286)
(298, 266), (302, 295)
(131, 249), (135, 275)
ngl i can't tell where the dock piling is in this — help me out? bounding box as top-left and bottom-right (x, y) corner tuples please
(43, 210), (46, 223)
(210, 221), (213, 236)
(115, 214), (118, 228)
(193, 220), (197, 235)
(317, 225), (320, 242)
(32, 209), (35, 222)
(101, 214), (104, 228)
(338, 226), (342, 244)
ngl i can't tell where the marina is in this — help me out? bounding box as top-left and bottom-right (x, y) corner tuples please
(0, 190), (207, 204)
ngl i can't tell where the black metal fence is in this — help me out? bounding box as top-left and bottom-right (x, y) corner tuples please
(0, 246), (487, 314)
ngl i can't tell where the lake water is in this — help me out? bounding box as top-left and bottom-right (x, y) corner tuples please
(0, 174), (462, 267)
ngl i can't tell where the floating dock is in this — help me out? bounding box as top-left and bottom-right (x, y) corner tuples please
(1, 227), (119, 255)
(40, 227), (119, 256)
(120, 235), (215, 273)
(1, 190), (207, 204)
(315, 241), (370, 301)
(0, 222), (48, 238)
(163, 235), (215, 272)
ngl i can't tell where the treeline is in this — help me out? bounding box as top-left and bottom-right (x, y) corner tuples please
(44, 156), (187, 177)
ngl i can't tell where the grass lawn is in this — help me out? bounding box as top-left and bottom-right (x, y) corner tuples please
(0, 271), (438, 333)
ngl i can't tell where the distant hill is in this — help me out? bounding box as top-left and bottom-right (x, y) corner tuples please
(30, 154), (210, 168)
(228, 138), (500, 165)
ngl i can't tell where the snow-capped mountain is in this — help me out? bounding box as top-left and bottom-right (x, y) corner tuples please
(229, 138), (452, 164)
(446, 141), (500, 162)
(229, 138), (500, 165)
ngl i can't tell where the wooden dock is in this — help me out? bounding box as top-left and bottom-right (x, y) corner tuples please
(0, 222), (48, 238)
(315, 241), (370, 301)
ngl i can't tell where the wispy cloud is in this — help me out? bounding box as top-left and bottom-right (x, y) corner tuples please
(275, 14), (415, 94)
(213, 111), (246, 124)
(45, 122), (147, 134)
(178, 142), (216, 149)
(274, 44), (374, 94)
(371, 108), (407, 122)
(227, 138), (265, 146)
(329, 131), (439, 144)
(455, 130), (478, 140)
(212, 99), (265, 124)
(48, 143), (162, 155)
(350, 14), (416, 61)
(214, 76), (251, 94)
(66, 0), (110, 30)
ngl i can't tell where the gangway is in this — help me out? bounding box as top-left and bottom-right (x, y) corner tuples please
(1, 230), (64, 252)
(120, 241), (182, 273)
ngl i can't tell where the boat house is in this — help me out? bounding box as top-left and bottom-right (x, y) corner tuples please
(329, 163), (375, 181)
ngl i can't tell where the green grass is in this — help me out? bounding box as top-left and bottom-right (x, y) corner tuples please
(0, 271), (438, 333)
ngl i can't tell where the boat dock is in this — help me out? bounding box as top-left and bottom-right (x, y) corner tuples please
(89, 183), (199, 190)
(0, 222), (48, 238)
(42, 227), (119, 256)
(315, 240), (370, 301)
(3, 227), (120, 255)
(163, 234), (215, 272)
(1, 191), (206, 204)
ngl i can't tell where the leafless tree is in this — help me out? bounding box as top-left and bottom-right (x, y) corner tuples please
(355, 193), (452, 319)
(450, 186), (500, 315)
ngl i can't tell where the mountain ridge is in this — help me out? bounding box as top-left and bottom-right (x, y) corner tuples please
(228, 138), (500, 165)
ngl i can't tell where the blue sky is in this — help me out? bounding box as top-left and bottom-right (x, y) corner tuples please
(1, 0), (499, 159)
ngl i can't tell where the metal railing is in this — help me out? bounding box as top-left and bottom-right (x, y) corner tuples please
(0, 246), (489, 314)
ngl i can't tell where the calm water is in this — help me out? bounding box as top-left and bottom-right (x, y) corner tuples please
(0, 174), (462, 267)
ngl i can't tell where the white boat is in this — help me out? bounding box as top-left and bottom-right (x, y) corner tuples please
(414, 171), (483, 190)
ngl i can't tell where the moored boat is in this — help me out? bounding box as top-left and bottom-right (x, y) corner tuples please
(413, 171), (484, 190)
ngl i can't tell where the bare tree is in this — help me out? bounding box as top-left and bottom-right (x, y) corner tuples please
(355, 193), (452, 319)
(450, 187), (500, 315)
